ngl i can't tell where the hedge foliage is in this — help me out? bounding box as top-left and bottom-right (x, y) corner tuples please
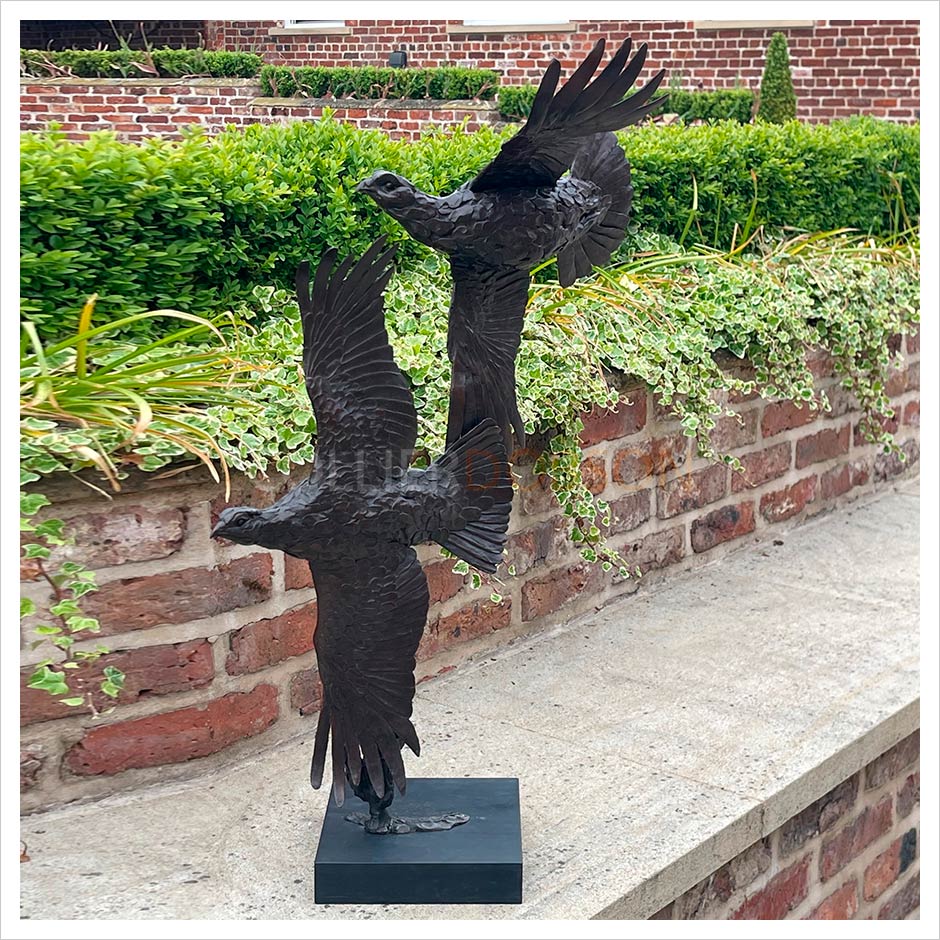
(259, 64), (499, 100)
(21, 116), (919, 338)
(757, 33), (797, 124)
(20, 47), (263, 79)
(499, 84), (754, 123)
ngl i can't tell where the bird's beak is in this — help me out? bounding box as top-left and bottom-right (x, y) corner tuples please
(354, 178), (370, 194)
(210, 519), (227, 540)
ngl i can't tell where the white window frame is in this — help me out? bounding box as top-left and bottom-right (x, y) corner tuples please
(270, 19), (350, 35)
(285, 19), (346, 28)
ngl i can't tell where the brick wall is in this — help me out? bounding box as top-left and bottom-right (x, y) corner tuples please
(652, 731), (920, 919)
(205, 19), (920, 123)
(19, 334), (919, 811)
(19, 20), (206, 50)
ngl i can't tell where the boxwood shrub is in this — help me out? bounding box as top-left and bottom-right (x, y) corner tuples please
(21, 115), (919, 339)
(20, 48), (263, 79)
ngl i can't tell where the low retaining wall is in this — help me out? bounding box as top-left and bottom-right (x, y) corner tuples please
(19, 77), (505, 142)
(652, 732), (920, 920)
(20, 336), (919, 811)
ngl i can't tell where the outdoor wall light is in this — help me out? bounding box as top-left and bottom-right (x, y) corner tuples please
(388, 47), (407, 68)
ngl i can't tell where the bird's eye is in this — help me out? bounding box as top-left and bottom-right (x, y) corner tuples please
(381, 178), (397, 191)
(230, 512), (252, 527)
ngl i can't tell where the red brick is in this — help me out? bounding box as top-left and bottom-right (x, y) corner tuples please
(612, 433), (688, 486)
(47, 504), (186, 569)
(580, 455), (607, 495)
(83, 554), (273, 635)
(884, 364), (907, 397)
(903, 400), (919, 427)
(691, 501), (755, 553)
(605, 490), (652, 535)
(906, 330), (919, 355)
(761, 400), (818, 437)
(805, 880), (859, 919)
(866, 731), (919, 789)
(731, 442), (792, 492)
(820, 797), (893, 881)
(905, 361), (919, 391)
(289, 665), (323, 715)
(515, 467), (559, 514)
(20, 747), (44, 792)
(877, 871), (919, 919)
(795, 425), (850, 468)
(579, 391), (647, 446)
(865, 837), (903, 901)
(898, 771), (919, 818)
(284, 553), (313, 590)
(706, 409), (759, 452)
(818, 459), (870, 500)
(854, 412), (899, 447)
(227, 602), (316, 674)
(781, 774), (860, 856)
(65, 684), (279, 775)
(760, 476), (818, 523)
(731, 855), (810, 919)
(20, 640), (214, 725)
(423, 559), (467, 605)
(874, 439), (919, 481)
(421, 598), (512, 655)
(657, 464), (727, 519)
(521, 563), (603, 621)
(618, 526), (685, 575)
(506, 516), (567, 576)
(673, 838), (772, 918)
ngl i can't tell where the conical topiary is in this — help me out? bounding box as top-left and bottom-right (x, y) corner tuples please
(757, 32), (797, 123)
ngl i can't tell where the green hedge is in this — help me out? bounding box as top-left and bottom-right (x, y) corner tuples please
(21, 116), (919, 339)
(499, 85), (754, 123)
(20, 47), (262, 79)
(259, 64), (499, 100)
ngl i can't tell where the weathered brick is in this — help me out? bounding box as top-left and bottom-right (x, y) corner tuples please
(854, 412), (899, 447)
(760, 475), (818, 523)
(20, 640), (214, 724)
(618, 526), (685, 575)
(227, 602), (316, 674)
(283, 553), (313, 590)
(47, 505), (186, 569)
(289, 665), (323, 715)
(877, 873), (919, 919)
(580, 455), (607, 495)
(864, 835), (905, 901)
(705, 409), (759, 452)
(605, 490), (652, 535)
(884, 364), (908, 397)
(820, 797), (893, 881)
(906, 330), (919, 355)
(819, 460), (870, 500)
(579, 391), (647, 446)
(795, 425), (850, 468)
(690, 501), (755, 553)
(730, 854), (810, 919)
(515, 467), (559, 515)
(521, 563), (603, 621)
(674, 838), (771, 918)
(612, 433), (688, 486)
(780, 773), (859, 856)
(506, 516), (568, 576)
(422, 598), (512, 654)
(805, 879), (859, 919)
(762, 400), (818, 437)
(83, 554), (273, 635)
(65, 684), (279, 775)
(866, 731), (919, 789)
(731, 442), (792, 492)
(20, 747), (44, 792)
(657, 464), (727, 519)
(897, 771), (919, 818)
(874, 439), (919, 481)
(423, 559), (467, 605)
(903, 399), (919, 427)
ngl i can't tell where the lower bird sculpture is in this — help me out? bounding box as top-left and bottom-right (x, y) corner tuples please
(211, 237), (514, 834)
(356, 36), (666, 449)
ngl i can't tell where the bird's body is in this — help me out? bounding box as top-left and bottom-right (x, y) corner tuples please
(357, 37), (666, 447)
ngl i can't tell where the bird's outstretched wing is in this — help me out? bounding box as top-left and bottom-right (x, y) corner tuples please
(308, 547), (428, 806)
(445, 258), (531, 448)
(470, 37), (666, 193)
(295, 237), (418, 477)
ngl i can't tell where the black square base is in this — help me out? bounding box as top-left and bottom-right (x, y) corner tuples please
(314, 777), (522, 905)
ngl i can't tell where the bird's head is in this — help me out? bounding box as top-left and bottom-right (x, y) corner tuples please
(355, 171), (417, 211)
(211, 506), (267, 547)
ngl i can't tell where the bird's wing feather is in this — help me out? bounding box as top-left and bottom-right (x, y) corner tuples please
(308, 546), (428, 806)
(445, 258), (531, 447)
(471, 38), (666, 192)
(295, 237), (418, 474)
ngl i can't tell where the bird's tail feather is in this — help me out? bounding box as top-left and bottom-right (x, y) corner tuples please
(557, 132), (634, 287)
(433, 419), (513, 573)
(446, 353), (525, 451)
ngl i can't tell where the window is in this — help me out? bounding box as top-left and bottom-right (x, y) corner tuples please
(463, 18), (570, 25)
(271, 19), (350, 35)
(285, 19), (346, 28)
(452, 18), (575, 33)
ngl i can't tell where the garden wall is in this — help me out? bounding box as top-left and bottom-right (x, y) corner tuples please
(651, 732), (920, 920)
(19, 335), (920, 812)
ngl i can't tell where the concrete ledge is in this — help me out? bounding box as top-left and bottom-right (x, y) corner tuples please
(250, 97), (499, 111)
(19, 484), (919, 918)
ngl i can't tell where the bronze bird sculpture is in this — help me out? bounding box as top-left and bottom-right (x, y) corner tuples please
(211, 237), (513, 833)
(356, 37), (666, 448)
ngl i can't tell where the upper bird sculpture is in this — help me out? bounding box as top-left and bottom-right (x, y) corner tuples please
(356, 37), (666, 449)
(211, 237), (513, 834)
